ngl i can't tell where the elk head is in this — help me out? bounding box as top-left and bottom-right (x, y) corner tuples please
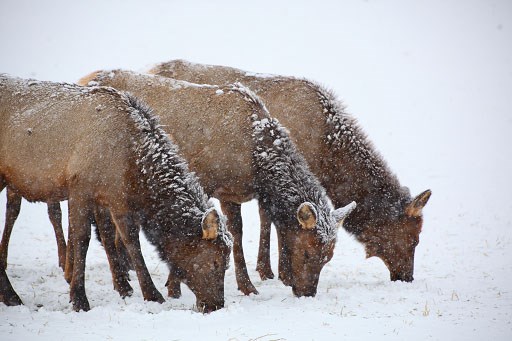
(278, 201), (356, 297)
(361, 189), (431, 282)
(164, 208), (232, 313)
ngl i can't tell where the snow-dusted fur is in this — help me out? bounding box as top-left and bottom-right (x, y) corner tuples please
(0, 75), (232, 311)
(125, 93), (232, 247)
(312, 83), (411, 232)
(77, 69), (355, 296)
(319, 86), (393, 181)
(251, 115), (337, 243)
(147, 60), (431, 283)
(229, 82), (337, 242)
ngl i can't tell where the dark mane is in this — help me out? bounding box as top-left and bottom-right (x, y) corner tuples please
(122, 92), (210, 240)
(306, 81), (411, 234)
(228, 82), (271, 114)
(310, 82), (397, 184)
(251, 112), (336, 243)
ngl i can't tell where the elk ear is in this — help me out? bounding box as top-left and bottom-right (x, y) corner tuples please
(333, 201), (357, 226)
(202, 208), (219, 240)
(405, 189), (432, 217)
(297, 202), (317, 229)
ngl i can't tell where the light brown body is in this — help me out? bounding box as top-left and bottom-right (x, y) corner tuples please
(149, 60), (432, 282)
(0, 75), (231, 312)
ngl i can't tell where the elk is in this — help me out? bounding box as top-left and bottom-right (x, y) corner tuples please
(0, 74), (232, 312)
(148, 60), (431, 282)
(78, 70), (355, 297)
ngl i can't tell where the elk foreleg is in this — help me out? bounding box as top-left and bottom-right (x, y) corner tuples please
(93, 206), (133, 298)
(0, 188), (22, 270)
(276, 228), (292, 287)
(68, 196), (92, 312)
(220, 201), (258, 295)
(256, 204), (274, 280)
(111, 212), (165, 304)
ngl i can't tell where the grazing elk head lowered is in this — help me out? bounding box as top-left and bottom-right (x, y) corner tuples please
(160, 208), (232, 312)
(250, 102), (356, 297)
(351, 189), (432, 282)
(276, 201), (356, 297)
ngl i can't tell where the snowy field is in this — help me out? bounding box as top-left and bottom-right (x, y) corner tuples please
(1, 0), (511, 340)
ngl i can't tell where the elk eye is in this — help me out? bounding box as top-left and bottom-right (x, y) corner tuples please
(174, 268), (185, 278)
(304, 251), (310, 260)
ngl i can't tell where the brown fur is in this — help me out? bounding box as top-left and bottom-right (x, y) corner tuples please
(0, 75), (231, 312)
(148, 60), (432, 282)
(78, 69), (353, 297)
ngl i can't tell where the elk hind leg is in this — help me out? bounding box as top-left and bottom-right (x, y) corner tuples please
(111, 212), (164, 303)
(0, 188), (22, 270)
(47, 202), (67, 271)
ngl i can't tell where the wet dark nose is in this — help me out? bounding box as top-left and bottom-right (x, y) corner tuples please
(292, 286), (317, 297)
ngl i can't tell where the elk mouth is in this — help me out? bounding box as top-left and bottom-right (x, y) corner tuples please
(197, 300), (224, 314)
(292, 285), (317, 298)
(390, 272), (414, 282)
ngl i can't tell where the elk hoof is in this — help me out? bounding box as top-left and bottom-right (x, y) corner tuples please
(0, 291), (23, 306)
(145, 290), (165, 304)
(72, 297), (91, 312)
(239, 283), (259, 296)
(256, 265), (274, 281)
(115, 281), (133, 298)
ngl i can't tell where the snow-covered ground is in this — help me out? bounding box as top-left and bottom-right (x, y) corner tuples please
(1, 0), (511, 340)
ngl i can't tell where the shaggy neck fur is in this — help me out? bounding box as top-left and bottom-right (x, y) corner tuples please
(245, 85), (336, 243)
(121, 93), (231, 247)
(310, 82), (411, 235)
